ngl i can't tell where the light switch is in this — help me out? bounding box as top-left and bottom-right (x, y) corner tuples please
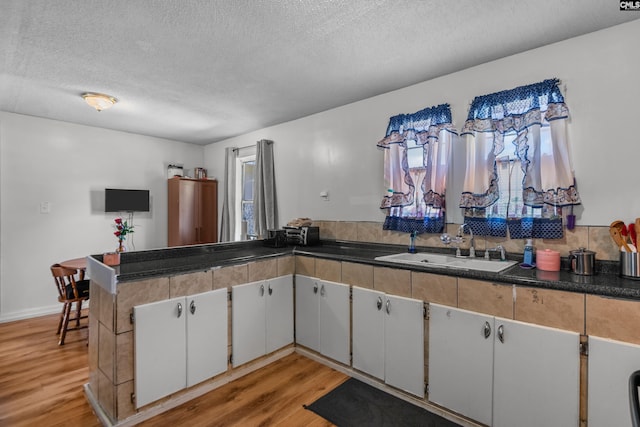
(40, 201), (51, 214)
(320, 191), (329, 201)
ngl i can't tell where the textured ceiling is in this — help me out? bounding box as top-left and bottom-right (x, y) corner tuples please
(0, 1), (638, 145)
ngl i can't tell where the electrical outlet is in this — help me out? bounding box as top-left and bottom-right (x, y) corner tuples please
(40, 201), (51, 214)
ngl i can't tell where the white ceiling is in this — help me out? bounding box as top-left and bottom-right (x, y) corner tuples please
(1, 1), (637, 145)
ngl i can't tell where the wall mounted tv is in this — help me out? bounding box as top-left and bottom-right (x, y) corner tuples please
(105, 189), (150, 212)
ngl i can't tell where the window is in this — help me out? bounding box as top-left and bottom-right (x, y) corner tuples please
(459, 79), (580, 239)
(235, 154), (256, 240)
(492, 127), (561, 220)
(377, 104), (455, 234)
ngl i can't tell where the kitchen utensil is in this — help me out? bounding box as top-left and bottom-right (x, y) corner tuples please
(622, 224), (636, 251)
(610, 220), (632, 252)
(630, 223), (637, 247)
(635, 218), (640, 246)
(566, 205), (576, 230)
(568, 248), (596, 275)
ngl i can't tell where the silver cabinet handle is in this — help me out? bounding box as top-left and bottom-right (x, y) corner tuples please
(268, 284), (273, 295)
(313, 283), (318, 294)
(483, 321), (491, 339)
(385, 299), (391, 314)
(320, 284), (325, 297)
(190, 300), (196, 315)
(177, 302), (183, 318)
(260, 283), (265, 297)
(497, 324), (505, 343)
(377, 296), (383, 311)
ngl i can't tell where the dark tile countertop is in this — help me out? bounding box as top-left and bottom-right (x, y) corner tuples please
(96, 239), (640, 300)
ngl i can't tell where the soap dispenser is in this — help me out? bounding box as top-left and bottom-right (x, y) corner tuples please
(408, 231), (417, 254)
(523, 239), (535, 265)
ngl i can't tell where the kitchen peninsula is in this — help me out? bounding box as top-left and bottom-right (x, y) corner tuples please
(85, 239), (640, 427)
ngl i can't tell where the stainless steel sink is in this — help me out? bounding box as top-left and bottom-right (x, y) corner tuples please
(374, 252), (517, 273)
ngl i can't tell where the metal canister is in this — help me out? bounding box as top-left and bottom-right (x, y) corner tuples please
(568, 248), (596, 275)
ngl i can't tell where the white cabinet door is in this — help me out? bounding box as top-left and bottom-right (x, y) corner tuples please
(429, 304), (494, 426)
(588, 336), (640, 427)
(186, 288), (228, 387)
(493, 318), (580, 427)
(232, 281), (266, 367)
(318, 280), (351, 365)
(265, 275), (294, 354)
(295, 275), (320, 352)
(134, 297), (187, 408)
(384, 294), (424, 398)
(352, 286), (385, 380)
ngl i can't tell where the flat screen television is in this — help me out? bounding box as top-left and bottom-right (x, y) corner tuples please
(105, 188), (150, 212)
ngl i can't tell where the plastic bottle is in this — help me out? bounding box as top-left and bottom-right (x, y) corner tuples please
(524, 239), (534, 265)
(408, 231), (417, 254)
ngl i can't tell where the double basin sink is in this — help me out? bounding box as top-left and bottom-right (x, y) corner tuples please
(374, 252), (517, 273)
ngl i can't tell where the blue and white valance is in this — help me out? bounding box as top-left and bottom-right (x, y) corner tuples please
(378, 103), (457, 149)
(461, 78), (568, 135)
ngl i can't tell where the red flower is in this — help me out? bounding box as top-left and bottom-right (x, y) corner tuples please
(112, 217), (134, 242)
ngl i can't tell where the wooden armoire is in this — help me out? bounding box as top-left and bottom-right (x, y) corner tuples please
(168, 177), (218, 246)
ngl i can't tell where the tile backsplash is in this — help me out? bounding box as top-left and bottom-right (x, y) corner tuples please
(314, 220), (620, 262)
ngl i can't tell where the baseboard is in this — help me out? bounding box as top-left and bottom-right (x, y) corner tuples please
(0, 305), (60, 323)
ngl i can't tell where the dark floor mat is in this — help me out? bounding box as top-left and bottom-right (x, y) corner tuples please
(304, 378), (461, 427)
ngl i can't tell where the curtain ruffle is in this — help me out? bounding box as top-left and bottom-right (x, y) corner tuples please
(462, 79), (566, 129)
(383, 215), (445, 234)
(377, 103), (457, 148)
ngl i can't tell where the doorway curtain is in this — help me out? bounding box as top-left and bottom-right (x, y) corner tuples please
(253, 139), (277, 238)
(219, 147), (236, 242)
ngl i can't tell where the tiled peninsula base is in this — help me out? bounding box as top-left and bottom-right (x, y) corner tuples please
(86, 256), (295, 426)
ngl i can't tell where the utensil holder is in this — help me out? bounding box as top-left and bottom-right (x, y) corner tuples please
(620, 252), (640, 279)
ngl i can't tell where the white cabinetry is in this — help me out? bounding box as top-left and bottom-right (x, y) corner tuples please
(429, 304), (494, 425)
(294, 275), (350, 365)
(588, 336), (640, 427)
(232, 275), (294, 367)
(134, 288), (228, 408)
(352, 286), (424, 397)
(429, 303), (580, 427)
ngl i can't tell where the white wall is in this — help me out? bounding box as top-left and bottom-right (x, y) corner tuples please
(204, 20), (640, 229)
(0, 112), (205, 321)
(3, 20), (638, 321)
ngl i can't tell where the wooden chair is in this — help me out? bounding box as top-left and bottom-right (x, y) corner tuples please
(50, 264), (90, 345)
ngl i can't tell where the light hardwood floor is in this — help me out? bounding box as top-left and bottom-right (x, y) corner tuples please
(0, 313), (347, 426)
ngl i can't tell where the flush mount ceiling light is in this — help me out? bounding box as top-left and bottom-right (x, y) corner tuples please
(82, 92), (118, 111)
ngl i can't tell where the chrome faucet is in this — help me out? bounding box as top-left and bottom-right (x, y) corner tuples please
(485, 245), (506, 261)
(457, 223), (476, 258)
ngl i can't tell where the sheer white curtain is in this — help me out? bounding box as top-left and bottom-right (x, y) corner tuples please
(377, 104), (455, 234)
(459, 79), (580, 239)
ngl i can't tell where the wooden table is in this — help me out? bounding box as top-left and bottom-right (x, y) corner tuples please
(59, 257), (87, 280)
